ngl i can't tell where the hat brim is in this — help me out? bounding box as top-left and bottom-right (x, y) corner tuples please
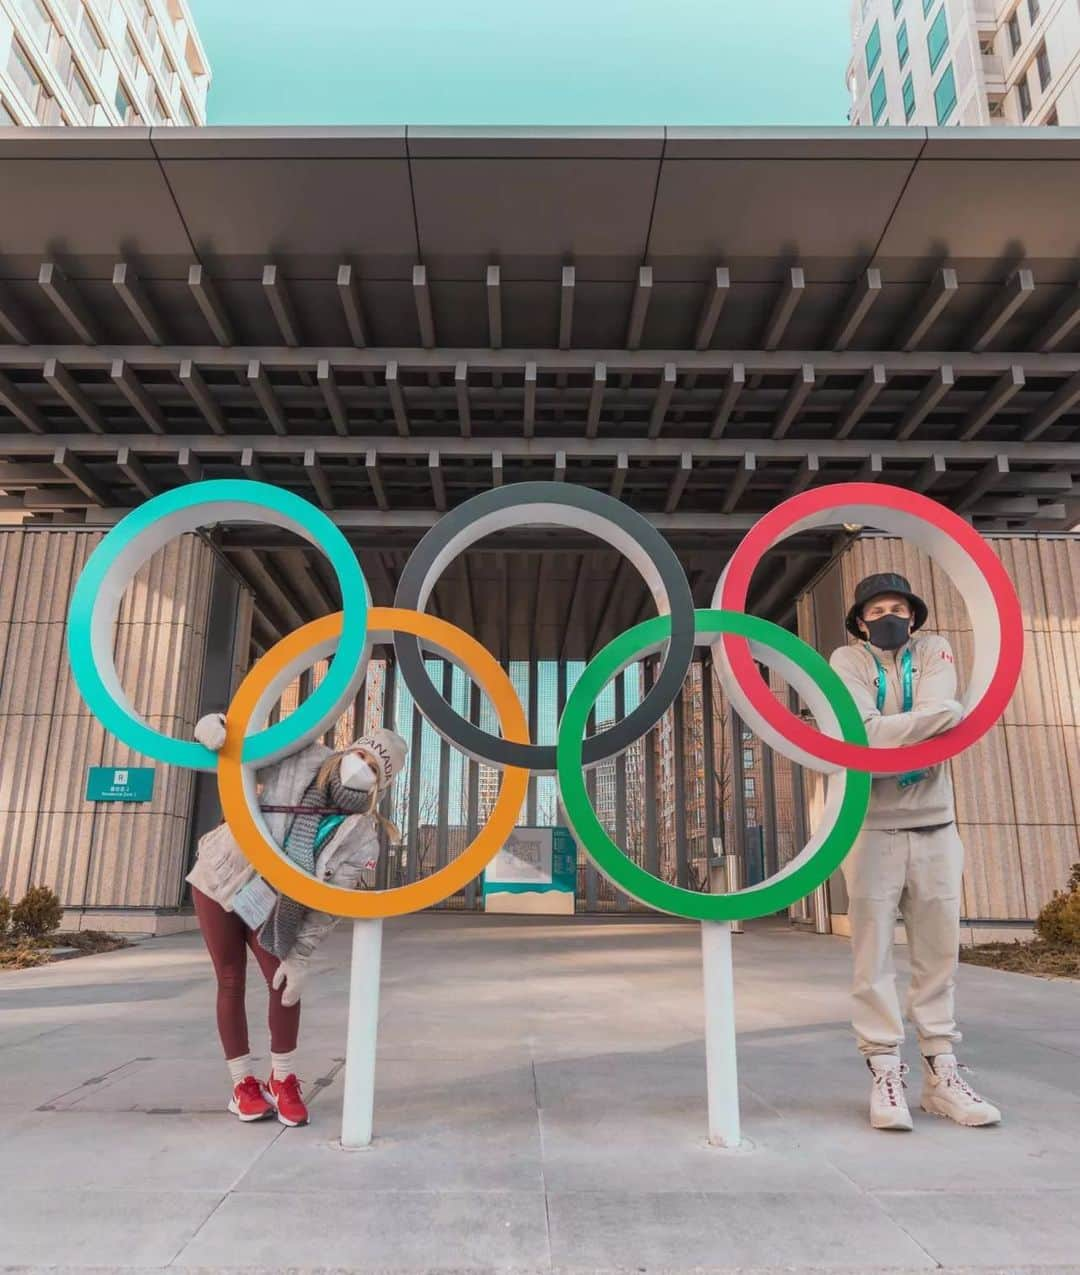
(845, 592), (929, 639)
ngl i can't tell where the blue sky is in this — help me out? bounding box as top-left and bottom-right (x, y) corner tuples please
(187, 0), (852, 127)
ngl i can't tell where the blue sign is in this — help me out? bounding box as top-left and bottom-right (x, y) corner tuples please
(86, 766), (155, 803)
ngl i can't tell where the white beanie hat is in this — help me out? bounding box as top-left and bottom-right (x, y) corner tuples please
(349, 727), (407, 790)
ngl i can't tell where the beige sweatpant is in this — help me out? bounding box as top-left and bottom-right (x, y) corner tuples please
(840, 823), (965, 1058)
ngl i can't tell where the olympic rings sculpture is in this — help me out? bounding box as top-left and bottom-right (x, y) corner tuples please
(67, 477), (1023, 923)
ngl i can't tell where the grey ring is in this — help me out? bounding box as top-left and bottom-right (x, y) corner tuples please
(392, 482), (696, 773)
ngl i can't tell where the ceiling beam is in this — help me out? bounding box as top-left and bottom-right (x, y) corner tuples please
(385, 360), (410, 436)
(523, 361), (537, 438)
(559, 266), (575, 350)
(899, 267), (958, 351)
(336, 264), (367, 347)
(110, 360), (166, 434)
(955, 455), (1009, 513)
(832, 268), (882, 352)
(113, 262), (167, 344)
(959, 365), (1025, 440)
(491, 450), (503, 487)
(365, 449), (388, 510)
(455, 362), (472, 438)
(773, 364), (815, 438)
(116, 447), (156, 499)
(429, 450), (447, 511)
(44, 359), (104, 433)
(836, 363), (886, 440)
(971, 269), (1034, 352)
(722, 453), (755, 514)
(1025, 369), (1080, 441)
(762, 267), (805, 350)
(303, 449), (334, 509)
(788, 452), (820, 497)
(234, 549), (306, 632)
(626, 266), (653, 351)
(586, 362), (606, 438)
(413, 265), (435, 348)
(177, 447), (203, 483)
(38, 263), (98, 344)
(53, 446), (108, 504)
(0, 371), (46, 433)
(647, 362), (677, 438)
(246, 360), (288, 434)
(553, 449), (567, 482)
(316, 360), (349, 436)
(279, 545), (338, 617)
(664, 450), (693, 514)
(913, 453), (947, 494)
(187, 264), (233, 346)
(896, 365), (954, 440)
(1032, 280), (1080, 352)
(710, 363), (745, 438)
(178, 360), (227, 435)
(240, 447), (267, 483)
(486, 265), (502, 349)
(262, 265), (300, 347)
(694, 266), (731, 351)
(853, 453), (884, 484)
(609, 451), (629, 500)
(0, 285), (31, 344)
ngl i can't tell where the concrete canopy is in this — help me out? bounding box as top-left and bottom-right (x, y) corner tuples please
(0, 125), (1078, 658)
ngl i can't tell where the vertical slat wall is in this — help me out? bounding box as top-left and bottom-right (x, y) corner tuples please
(0, 529), (215, 912)
(798, 533), (1080, 922)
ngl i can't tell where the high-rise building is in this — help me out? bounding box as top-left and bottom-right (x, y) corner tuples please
(0, 0), (209, 127)
(847, 0), (1078, 128)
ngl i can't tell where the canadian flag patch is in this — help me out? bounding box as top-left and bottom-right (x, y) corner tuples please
(940, 650), (954, 663)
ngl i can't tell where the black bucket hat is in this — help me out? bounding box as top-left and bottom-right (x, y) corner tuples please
(845, 572), (929, 639)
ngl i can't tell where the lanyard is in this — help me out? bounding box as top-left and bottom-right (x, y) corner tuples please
(866, 644), (929, 789)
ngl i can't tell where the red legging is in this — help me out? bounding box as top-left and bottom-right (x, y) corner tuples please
(192, 886), (300, 1059)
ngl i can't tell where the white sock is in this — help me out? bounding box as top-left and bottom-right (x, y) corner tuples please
(271, 1050), (297, 1082)
(227, 1054), (255, 1087)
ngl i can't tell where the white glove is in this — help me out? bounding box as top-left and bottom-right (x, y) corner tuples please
(339, 751), (377, 792)
(194, 711), (227, 751)
(272, 953), (309, 1008)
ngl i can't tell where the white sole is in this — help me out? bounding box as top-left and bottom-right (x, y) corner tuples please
(921, 1100), (1001, 1127)
(871, 1115), (913, 1131)
(227, 1099), (273, 1122)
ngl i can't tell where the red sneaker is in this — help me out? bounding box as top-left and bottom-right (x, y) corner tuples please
(228, 1075), (274, 1122)
(267, 1073), (309, 1126)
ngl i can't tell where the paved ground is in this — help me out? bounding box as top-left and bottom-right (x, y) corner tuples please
(1, 913), (1079, 1274)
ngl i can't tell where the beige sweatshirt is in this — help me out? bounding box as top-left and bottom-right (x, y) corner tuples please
(829, 632), (962, 830)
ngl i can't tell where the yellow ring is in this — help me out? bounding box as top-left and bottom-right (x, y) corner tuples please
(217, 607), (529, 918)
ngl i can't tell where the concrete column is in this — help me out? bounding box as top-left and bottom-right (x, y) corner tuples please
(614, 669), (630, 911)
(643, 657), (660, 878)
(672, 677), (690, 889)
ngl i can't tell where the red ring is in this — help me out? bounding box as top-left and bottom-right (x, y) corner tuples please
(717, 483), (1024, 772)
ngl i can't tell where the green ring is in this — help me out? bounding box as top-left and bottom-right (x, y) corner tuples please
(556, 609), (870, 921)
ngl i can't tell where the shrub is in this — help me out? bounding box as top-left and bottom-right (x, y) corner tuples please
(11, 886), (64, 940)
(1035, 862), (1080, 948)
(0, 893), (10, 940)
(0, 941), (48, 969)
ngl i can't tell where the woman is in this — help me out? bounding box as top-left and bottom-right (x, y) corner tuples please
(187, 712), (406, 1127)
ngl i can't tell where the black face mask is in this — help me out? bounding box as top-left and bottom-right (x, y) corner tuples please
(863, 614), (911, 651)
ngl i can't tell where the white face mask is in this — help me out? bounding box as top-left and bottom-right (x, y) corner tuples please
(338, 751), (377, 793)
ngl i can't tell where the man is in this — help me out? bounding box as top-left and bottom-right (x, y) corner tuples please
(829, 572), (1001, 1131)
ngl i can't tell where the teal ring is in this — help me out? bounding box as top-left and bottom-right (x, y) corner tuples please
(66, 480), (370, 771)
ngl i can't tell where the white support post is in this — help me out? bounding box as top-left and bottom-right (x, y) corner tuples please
(701, 919), (741, 1148)
(340, 917), (384, 1150)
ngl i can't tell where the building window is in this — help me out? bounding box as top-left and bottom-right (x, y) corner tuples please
(865, 20), (882, 75)
(744, 777), (756, 799)
(1017, 71), (1032, 119)
(1028, 0), (1040, 21)
(927, 6), (949, 73)
(870, 69), (888, 122)
(177, 95), (194, 126)
(149, 90), (168, 124)
(742, 749), (754, 769)
(934, 61), (957, 123)
(16, 0), (54, 50)
(0, 98), (18, 125)
(903, 71), (916, 120)
(897, 20), (910, 67)
(922, 0), (935, 14)
(65, 62), (96, 124)
(893, 0), (903, 11)
(75, 7), (107, 74)
(7, 38), (62, 124)
(1036, 41), (1051, 91)
(114, 79), (137, 124)
(1045, 107), (1058, 124)
(1008, 12), (1022, 55)
(745, 807), (757, 824)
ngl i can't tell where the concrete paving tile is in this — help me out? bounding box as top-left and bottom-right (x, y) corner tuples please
(176, 1189), (550, 1269)
(238, 1057), (543, 1192)
(0, 1188), (223, 1267)
(876, 1188), (1080, 1268)
(0, 1110), (281, 1190)
(546, 1189), (936, 1270)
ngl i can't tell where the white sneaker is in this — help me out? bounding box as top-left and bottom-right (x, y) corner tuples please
(867, 1056), (913, 1131)
(921, 1054), (1001, 1126)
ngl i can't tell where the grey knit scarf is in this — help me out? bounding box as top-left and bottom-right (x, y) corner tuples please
(258, 764), (373, 959)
